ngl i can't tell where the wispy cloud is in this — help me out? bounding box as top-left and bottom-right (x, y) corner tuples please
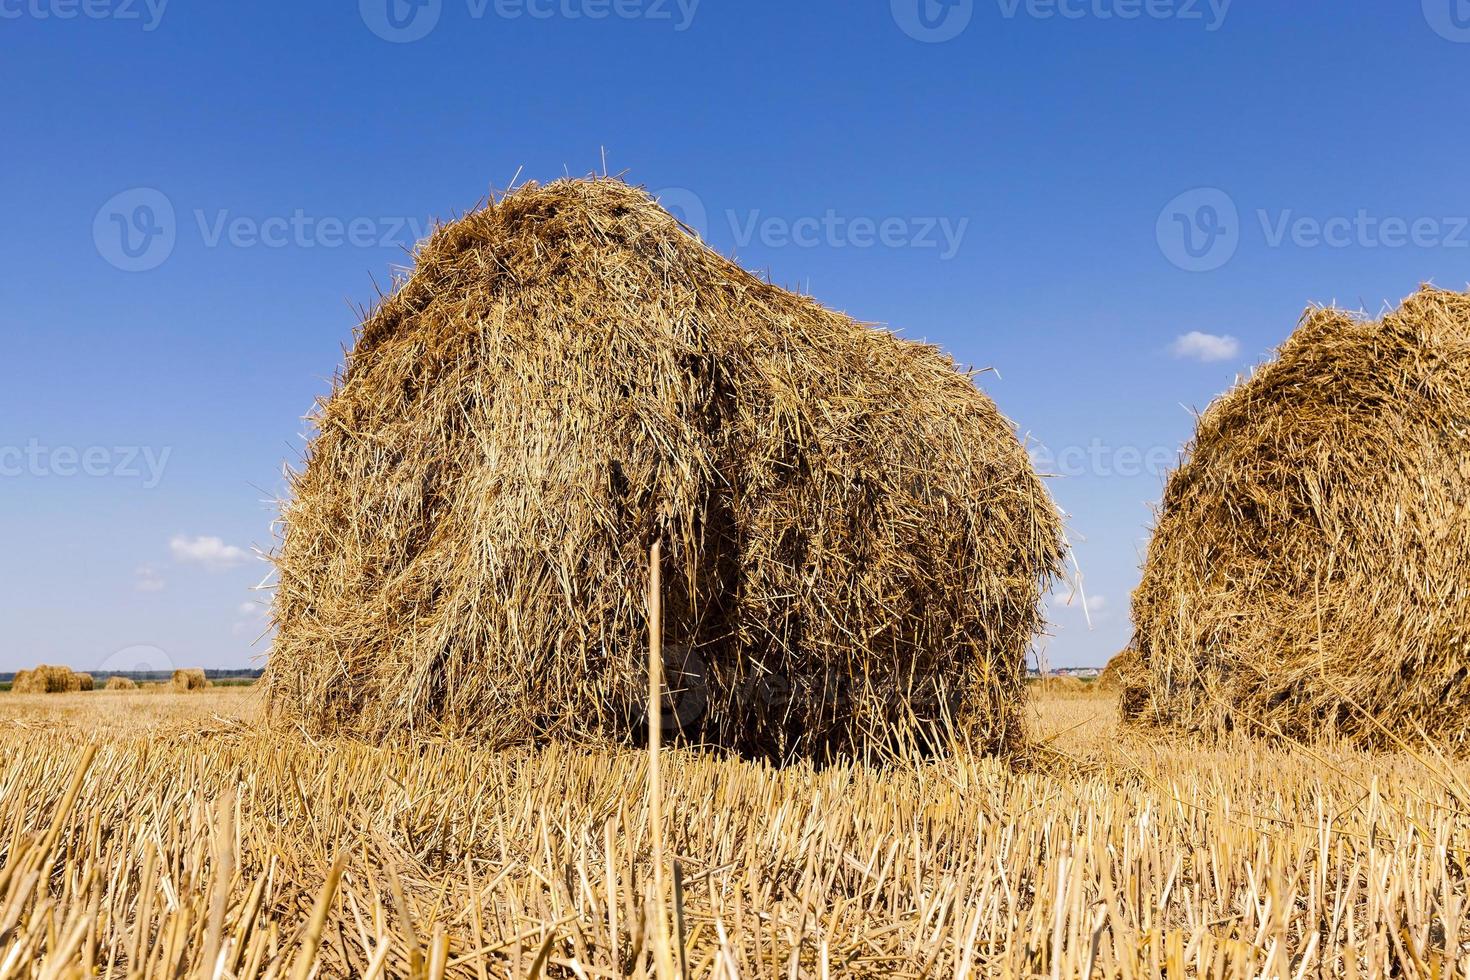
(169, 535), (249, 571)
(1170, 331), (1240, 362)
(233, 600), (269, 637)
(134, 565), (166, 593)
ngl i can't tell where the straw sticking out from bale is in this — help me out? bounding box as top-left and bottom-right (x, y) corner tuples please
(265, 177), (1064, 761)
(1132, 286), (1470, 746)
(105, 676), (138, 691)
(171, 669), (211, 692)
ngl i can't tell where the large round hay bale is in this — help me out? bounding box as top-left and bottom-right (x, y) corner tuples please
(10, 667), (84, 696)
(1132, 287), (1470, 746)
(11, 665), (82, 694)
(105, 675), (138, 691)
(265, 178), (1063, 760)
(170, 669), (210, 692)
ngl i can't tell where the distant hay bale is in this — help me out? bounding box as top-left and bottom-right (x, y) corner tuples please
(104, 675), (138, 691)
(170, 669), (210, 692)
(1033, 674), (1088, 695)
(1132, 287), (1470, 746)
(1098, 649), (1147, 720)
(11, 665), (84, 694)
(265, 177), (1064, 760)
(1097, 648), (1140, 691)
(74, 672), (94, 692)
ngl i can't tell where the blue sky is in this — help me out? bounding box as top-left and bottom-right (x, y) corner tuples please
(2, 1), (1467, 673)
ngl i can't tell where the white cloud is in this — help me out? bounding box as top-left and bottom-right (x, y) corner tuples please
(134, 565), (166, 593)
(1170, 331), (1240, 362)
(233, 599), (270, 637)
(170, 535), (249, 571)
(1052, 591), (1105, 613)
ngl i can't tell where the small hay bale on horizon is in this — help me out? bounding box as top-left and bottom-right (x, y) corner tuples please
(1032, 673), (1088, 695)
(170, 669), (211, 692)
(104, 675), (139, 691)
(265, 177), (1064, 761)
(1132, 286), (1470, 747)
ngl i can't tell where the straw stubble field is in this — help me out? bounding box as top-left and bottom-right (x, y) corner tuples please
(0, 688), (1466, 978)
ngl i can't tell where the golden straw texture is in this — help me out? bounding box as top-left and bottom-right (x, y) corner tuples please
(266, 177), (1062, 760)
(11, 665), (86, 694)
(1132, 286), (1470, 746)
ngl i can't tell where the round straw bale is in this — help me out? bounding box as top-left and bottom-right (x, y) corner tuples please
(171, 668), (210, 692)
(105, 675), (138, 691)
(265, 177), (1063, 760)
(11, 665), (82, 693)
(1132, 287), (1470, 746)
(74, 672), (94, 691)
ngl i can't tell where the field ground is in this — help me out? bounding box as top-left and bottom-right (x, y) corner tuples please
(0, 688), (1465, 978)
